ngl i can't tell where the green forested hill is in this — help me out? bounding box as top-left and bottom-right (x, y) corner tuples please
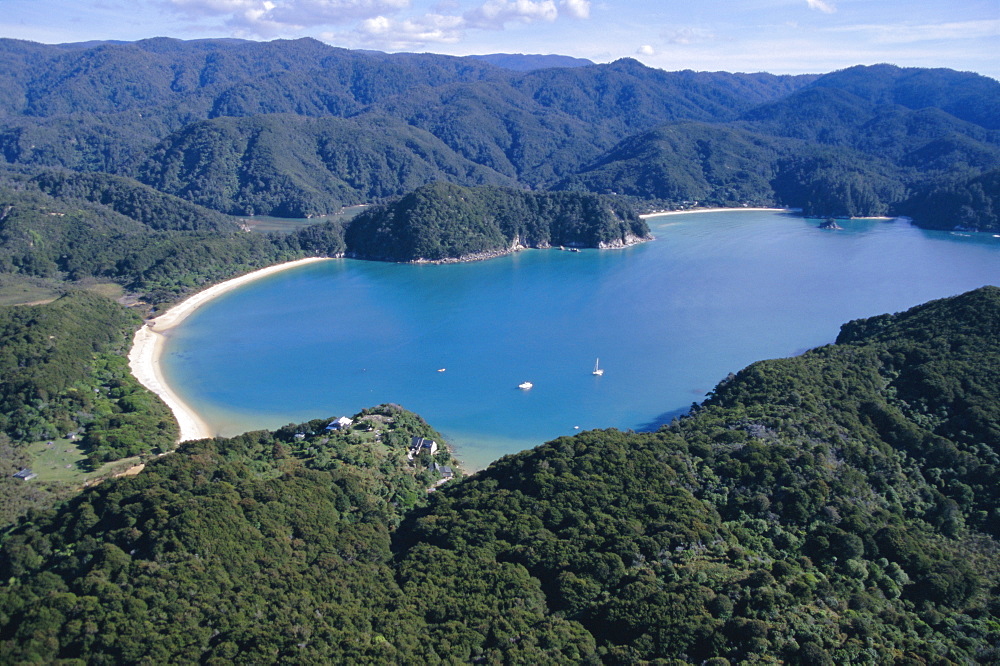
(0, 404), (462, 663)
(899, 168), (1000, 230)
(0, 291), (178, 525)
(344, 182), (649, 261)
(513, 59), (815, 132)
(560, 68), (1000, 220)
(0, 182), (327, 305)
(556, 121), (797, 206)
(135, 113), (519, 216)
(2, 288), (998, 663)
(0, 290), (175, 451)
(0, 38), (804, 178)
(805, 64), (1000, 130)
(27, 170), (240, 231)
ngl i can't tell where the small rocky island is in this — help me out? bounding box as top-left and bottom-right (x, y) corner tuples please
(819, 217), (843, 230)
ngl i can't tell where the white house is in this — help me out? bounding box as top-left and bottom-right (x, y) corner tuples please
(326, 416), (354, 431)
(409, 436), (438, 456)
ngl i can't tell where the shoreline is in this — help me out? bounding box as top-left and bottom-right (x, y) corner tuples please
(347, 232), (652, 265)
(640, 207), (793, 219)
(128, 257), (330, 443)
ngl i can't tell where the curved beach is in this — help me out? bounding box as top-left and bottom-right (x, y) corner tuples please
(641, 207), (791, 218)
(128, 257), (330, 442)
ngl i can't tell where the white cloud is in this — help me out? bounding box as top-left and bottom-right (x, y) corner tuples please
(168, 0), (262, 16)
(360, 14), (393, 34)
(269, 0), (410, 25)
(665, 27), (714, 45)
(806, 0), (836, 14)
(357, 12), (465, 46)
(167, 0), (411, 34)
(561, 0), (589, 20)
(636, 44), (654, 56)
(465, 0), (559, 30)
(167, 0), (592, 47)
(838, 19), (1000, 45)
(343, 0), (593, 50)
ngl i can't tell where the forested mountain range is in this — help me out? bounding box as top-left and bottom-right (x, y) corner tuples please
(3, 38), (996, 228)
(1, 287), (998, 662)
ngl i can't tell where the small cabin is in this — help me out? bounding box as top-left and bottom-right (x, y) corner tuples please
(13, 468), (37, 481)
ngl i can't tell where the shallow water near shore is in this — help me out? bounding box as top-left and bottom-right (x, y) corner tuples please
(160, 211), (1000, 470)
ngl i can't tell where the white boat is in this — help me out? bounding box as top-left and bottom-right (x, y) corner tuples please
(518, 381), (533, 390)
(592, 358), (604, 376)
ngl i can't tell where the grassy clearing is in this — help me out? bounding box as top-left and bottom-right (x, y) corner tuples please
(0, 281), (61, 306)
(26, 437), (145, 484)
(0, 276), (124, 307)
(81, 282), (125, 300)
(94, 455), (144, 478)
(25, 438), (89, 483)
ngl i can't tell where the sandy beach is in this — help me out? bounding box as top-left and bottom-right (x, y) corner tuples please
(128, 257), (330, 443)
(640, 207), (792, 219)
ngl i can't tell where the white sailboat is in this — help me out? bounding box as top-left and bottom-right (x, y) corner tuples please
(592, 358), (604, 376)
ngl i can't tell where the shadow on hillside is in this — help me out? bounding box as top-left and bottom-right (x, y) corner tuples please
(634, 405), (692, 432)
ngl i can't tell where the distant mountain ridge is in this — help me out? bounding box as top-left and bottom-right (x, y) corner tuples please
(0, 38), (997, 227)
(469, 53), (594, 71)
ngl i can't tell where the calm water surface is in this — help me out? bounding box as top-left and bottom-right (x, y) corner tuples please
(161, 211), (1000, 469)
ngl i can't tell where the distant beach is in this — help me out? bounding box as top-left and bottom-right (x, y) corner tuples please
(641, 207), (791, 219)
(128, 257), (330, 442)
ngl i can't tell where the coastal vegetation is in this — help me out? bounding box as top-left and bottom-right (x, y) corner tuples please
(1, 288), (998, 662)
(0, 291), (174, 450)
(0, 174), (644, 304)
(0, 180), (338, 306)
(0, 290), (177, 525)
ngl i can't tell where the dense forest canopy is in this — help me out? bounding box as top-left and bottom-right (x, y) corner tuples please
(344, 182), (650, 261)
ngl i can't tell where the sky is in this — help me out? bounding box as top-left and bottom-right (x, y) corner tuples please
(1, 0), (998, 79)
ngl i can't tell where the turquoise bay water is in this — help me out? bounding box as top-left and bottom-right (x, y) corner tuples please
(161, 211), (1000, 470)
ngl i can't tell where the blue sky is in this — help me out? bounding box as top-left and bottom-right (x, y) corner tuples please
(2, 0), (998, 78)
